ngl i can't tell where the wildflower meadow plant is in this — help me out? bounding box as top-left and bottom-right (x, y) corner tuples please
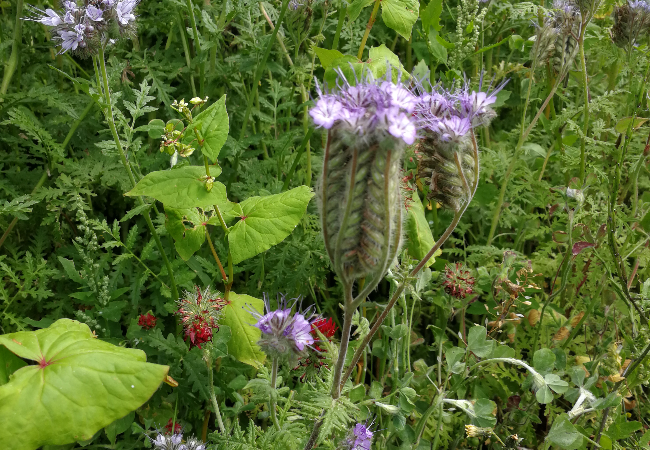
(5, 0), (650, 448)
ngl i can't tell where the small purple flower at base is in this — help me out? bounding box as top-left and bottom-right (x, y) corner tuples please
(437, 116), (472, 142)
(387, 112), (417, 145)
(85, 5), (104, 21)
(150, 432), (205, 450)
(116, 0), (137, 26)
(339, 421), (375, 450)
(247, 293), (317, 361)
(310, 97), (344, 129)
(59, 28), (84, 52)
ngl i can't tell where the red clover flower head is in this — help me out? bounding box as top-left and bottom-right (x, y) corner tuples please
(138, 313), (157, 330)
(176, 286), (227, 349)
(25, 0), (139, 57)
(247, 293), (317, 361)
(310, 68), (419, 144)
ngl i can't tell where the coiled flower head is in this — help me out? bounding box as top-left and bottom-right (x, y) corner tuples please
(550, 0), (581, 74)
(339, 421), (374, 450)
(25, 0), (139, 57)
(176, 286), (227, 349)
(311, 68), (418, 284)
(247, 293), (317, 361)
(612, 0), (650, 47)
(286, 0), (313, 47)
(443, 263), (476, 298)
(415, 74), (504, 211)
(150, 432), (205, 450)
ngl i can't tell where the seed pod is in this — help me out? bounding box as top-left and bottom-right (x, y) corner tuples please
(612, 1), (650, 47)
(530, 22), (559, 65)
(551, 1), (581, 73)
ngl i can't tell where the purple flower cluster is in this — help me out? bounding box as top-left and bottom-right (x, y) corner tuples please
(339, 422), (374, 450)
(150, 432), (205, 450)
(248, 294), (317, 361)
(310, 69), (420, 145)
(25, 0), (139, 56)
(416, 73), (507, 142)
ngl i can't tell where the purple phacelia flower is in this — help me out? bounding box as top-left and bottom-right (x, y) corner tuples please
(437, 116), (472, 142)
(340, 422), (374, 450)
(27, 7), (62, 26)
(116, 0), (137, 26)
(457, 74), (507, 127)
(247, 293), (317, 360)
(309, 68), (419, 145)
(150, 432), (206, 450)
(86, 5), (104, 21)
(58, 25), (85, 52)
(63, 1), (78, 12)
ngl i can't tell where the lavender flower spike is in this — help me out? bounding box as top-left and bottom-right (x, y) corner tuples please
(247, 293), (317, 360)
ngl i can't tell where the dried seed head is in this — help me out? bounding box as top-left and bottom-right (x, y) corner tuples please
(443, 262), (476, 298)
(312, 69), (418, 283)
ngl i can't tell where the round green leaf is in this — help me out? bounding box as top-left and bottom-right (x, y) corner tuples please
(164, 207), (207, 261)
(0, 319), (168, 450)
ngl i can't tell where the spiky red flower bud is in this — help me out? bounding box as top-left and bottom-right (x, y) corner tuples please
(443, 263), (475, 299)
(164, 418), (182, 435)
(176, 286), (227, 349)
(138, 313), (157, 330)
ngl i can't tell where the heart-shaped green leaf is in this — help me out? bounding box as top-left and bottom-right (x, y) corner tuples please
(126, 166), (227, 209)
(165, 206), (207, 261)
(381, 0), (420, 39)
(220, 292), (266, 368)
(0, 319), (168, 450)
(191, 95), (229, 163)
(228, 186), (314, 265)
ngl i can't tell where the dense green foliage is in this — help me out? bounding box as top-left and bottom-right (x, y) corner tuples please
(2, 0), (650, 448)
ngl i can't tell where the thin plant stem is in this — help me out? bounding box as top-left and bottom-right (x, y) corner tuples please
(97, 45), (179, 301)
(577, 31), (590, 183)
(206, 231), (228, 284)
(357, 0), (381, 60)
(184, 0), (205, 97)
(331, 283), (355, 399)
(177, 9), (198, 98)
(259, 3), (293, 66)
(332, 2), (346, 50)
(204, 348), (226, 434)
(1, 0), (23, 95)
(270, 357), (281, 430)
(283, 128), (315, 190)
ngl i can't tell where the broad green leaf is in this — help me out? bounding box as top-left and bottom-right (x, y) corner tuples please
(58, 257), (83, 283)
(192, 95), (229, 163)
(324, 55), (363, 86)
(544, 373), (569, 394)
(0, 319), (168, 450)
(348, 0), (375, 21)
(445, 346), (466, 374)
(405, 191), (439, 268)
(546, 414), (584, 449)
(490, 344), (515, 359)
(428, 30), (448, 64)
(535, 385), (553, 403)
(615, 116), (648, 134)
(228, 186), (314, 265)
(0, 346), (27, 386)
(606, 415), (643, 440)
(220, 292), (266, 368)
(381, 0), (420, 39)
(125, 166), (227, 209)
(368, 45), (407, 80)
(143, 118), (165, 139)
(312, 46), (345, 69)
(421, 0), (443, 31)
(165, 207), (206, 261)
(533, 348), (556, 374)
(472, 399), (497, 427)
(467, 326), (494, 358)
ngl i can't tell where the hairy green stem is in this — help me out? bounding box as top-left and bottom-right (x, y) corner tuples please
(270, 357), (281, 430)
(97, 45), (179, 301)
(205, 348), (226, 434)
(1, 0), (23, 96)
(357, 0), (380, 60)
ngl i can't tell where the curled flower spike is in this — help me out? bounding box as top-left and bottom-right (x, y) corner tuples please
(613, 0), (650, 47)
(24, 0), (140, 57)
(247, 293), (317, 361)
(313, 68), (414, 285)
(176, 286), (227, 349)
